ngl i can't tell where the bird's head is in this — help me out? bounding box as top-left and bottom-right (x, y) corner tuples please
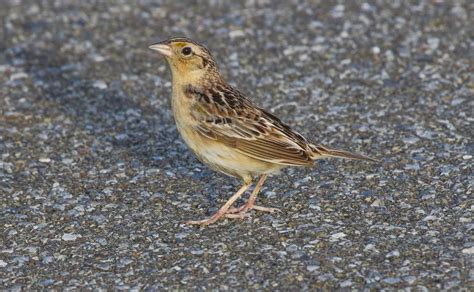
(149, 37), (218, 82)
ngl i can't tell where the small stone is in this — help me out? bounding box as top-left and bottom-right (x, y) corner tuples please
(383, 277), (401, 284)
(461, 247), (474, 254)
(190, 249), (204, 255)
(10, 72), (28, 81)
(422, 215), (437, 221)
(340, 279), (353, 287)
(175, 232), (189, 240)
(462, 155), (472, 160)
(459, 217), (471, 223)
(62, 233), (80, 241)
(91, 54), (106, 62)
(61, 158), (74, 165)
(386, 250), (400, 258)
(95, 263), (111, 271)
(306, 265), (319, 272)
(229, 30), (245, 38)
(91, 215), (107, 224)
(371, 199), (383, 207)
(39, 157), (51, 163)
(403, 137), (419, 144)
(119, 258), (133, 266)
(42, 256), (54, 264)
(96, 237), (107, 246)
(371, 46), (381, 54)
(329, 232), (346, 241)
(0, 260), (7, 267)
(427, 37), (440, 51)
(405, 163), (420, 170)
(364, 243), (376, 251)
(403, 275), (417, 284)
(93, 80), (108, 89)
(39, 279), (55, 286)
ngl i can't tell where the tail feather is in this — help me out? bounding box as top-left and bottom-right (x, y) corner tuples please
(310, 144), (380, 163)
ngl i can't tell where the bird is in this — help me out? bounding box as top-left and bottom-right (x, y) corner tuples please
(149, 37), (378, 226)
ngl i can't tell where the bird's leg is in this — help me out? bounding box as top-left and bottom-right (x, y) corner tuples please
(186, 181), (252, 226)
(227, 175), (281, 215)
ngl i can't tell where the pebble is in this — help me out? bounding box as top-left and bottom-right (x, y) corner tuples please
(386, 250), (400, 258)
(403, 275), (417, 284)
(62, 233), (81, 241)
(371, 199), (383, 207)
(229, 30), (245, 38)
(340, 279), (353, 287)
(383, 277), (402, 284)
(371, 46), (381, 54)
(461, 247), (474, 254)
(92, 80), (108, 89)
(329, 232), (347, 241)
(9, 72), (28, 81)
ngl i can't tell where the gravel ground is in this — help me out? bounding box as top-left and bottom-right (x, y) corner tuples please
(1, 0), (473, 290)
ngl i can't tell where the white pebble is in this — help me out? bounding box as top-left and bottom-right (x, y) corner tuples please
(62, 233), (81, 241)
(340, 279), (353, 287)
(371, 199), (383, 207)
(459, 217), (471, 223)
(330, 232), (346, 241)
(91, 54), (106, 62)
(93, 80), (108, 89)
(10, 72), (28, 81)
(422, 215), (437, 221)
(39, 157), (51, 163)
(229, 30), (245, 38)
(306, 265), (319, 272)
(386, 249), (400, 258)
(371, 46), (381, 54)
(462, 247), (474, 254)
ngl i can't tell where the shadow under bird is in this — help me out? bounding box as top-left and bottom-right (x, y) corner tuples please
(149, 37), (378, 226)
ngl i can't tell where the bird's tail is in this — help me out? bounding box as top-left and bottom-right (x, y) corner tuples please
(309, 144), (380, 163)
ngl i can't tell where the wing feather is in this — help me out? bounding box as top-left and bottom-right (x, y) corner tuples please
(185, 84), (313, 166)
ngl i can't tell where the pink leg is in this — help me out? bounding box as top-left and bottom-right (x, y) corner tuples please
(227, 175), (281, 214)
(186, 181), (252, 226)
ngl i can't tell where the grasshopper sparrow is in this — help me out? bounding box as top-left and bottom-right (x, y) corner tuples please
(149, 37), (378, 226)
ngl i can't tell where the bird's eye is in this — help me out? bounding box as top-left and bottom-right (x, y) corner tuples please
(182, 47), (192, 56)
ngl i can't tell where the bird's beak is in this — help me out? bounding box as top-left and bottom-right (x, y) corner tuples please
(149, 43), (173, 57)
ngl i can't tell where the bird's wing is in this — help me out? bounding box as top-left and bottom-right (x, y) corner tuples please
(185, 84), (315, 166)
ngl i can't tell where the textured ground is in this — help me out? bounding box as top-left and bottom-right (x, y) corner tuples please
(1, 0), (473, 290)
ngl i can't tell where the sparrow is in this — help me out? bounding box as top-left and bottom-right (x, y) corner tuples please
(149, 37), (378, 226)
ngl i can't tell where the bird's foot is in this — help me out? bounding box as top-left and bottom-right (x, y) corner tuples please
(185, 210), (251, 226)
(225, 213), (252, 219)
(185, 212), (223, 226)
(227, 204), (281, 215)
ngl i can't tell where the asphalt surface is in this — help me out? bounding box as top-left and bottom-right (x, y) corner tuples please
(1, 0), (473, 290)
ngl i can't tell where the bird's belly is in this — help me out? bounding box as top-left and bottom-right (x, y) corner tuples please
(178, 125), (282, 180)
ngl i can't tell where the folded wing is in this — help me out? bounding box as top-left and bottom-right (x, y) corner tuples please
(185, 84), (315, 166)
